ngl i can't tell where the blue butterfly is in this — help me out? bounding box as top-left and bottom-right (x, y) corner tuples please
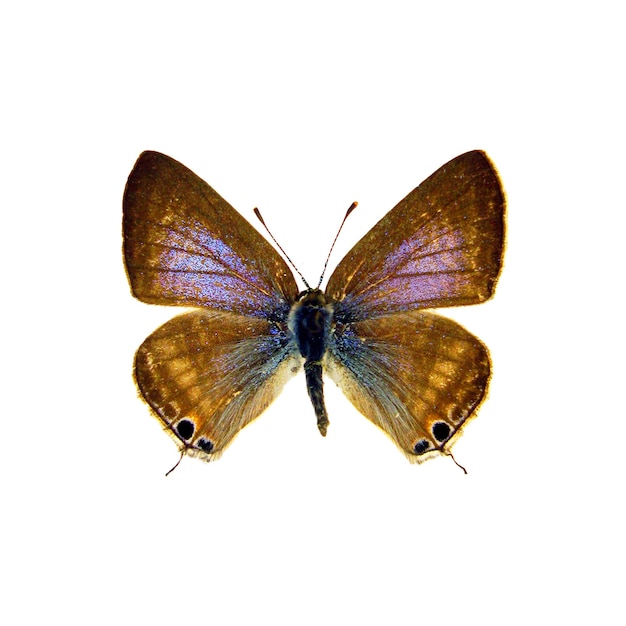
(123, 150), (504, 468)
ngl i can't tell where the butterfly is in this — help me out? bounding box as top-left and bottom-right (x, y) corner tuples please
(123, 150), (505, 469)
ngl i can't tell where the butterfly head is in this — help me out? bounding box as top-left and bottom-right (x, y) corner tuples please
(295, 288), (327, 307)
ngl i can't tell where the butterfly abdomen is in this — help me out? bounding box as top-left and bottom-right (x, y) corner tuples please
(289, 289), (333, 436)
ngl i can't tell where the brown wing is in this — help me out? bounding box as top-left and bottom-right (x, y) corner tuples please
(325, 150), (505, 319)
(325, 312), (490, 462)
(123, 151), (299, 317)
(134, 310), (302, 461)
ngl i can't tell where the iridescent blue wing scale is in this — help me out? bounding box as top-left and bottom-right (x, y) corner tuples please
(326, 150), (504, 320)
(123, 151), (299, 317)
(324, 151), (505, 462)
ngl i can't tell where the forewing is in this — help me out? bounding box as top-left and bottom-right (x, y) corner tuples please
(123, 151), (299, 317)
(326, 150), (505, 320)
(134, 310), (302, 460)
(325, 312), (490, 462)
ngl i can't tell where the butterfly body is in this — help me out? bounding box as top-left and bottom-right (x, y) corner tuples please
(289, 288), (333, 436)
(123, 150), (505, 466)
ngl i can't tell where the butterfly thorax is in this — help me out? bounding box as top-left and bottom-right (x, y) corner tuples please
(288, 289), (334, 437)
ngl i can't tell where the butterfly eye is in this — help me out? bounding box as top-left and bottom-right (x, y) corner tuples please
(432, 422), (451, 442)
(413, 440), (431, 455)
(196, 438), (215, 453)
(175, 419), (195, 440)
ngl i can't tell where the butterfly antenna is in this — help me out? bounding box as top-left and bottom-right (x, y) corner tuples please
(447, 451), (468, 475)
(316, 201), (358, 289)
(254, 208), (310, 289)
(165, 450), (184, 477)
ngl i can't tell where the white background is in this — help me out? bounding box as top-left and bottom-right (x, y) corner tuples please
(2, 1), (624, 624)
